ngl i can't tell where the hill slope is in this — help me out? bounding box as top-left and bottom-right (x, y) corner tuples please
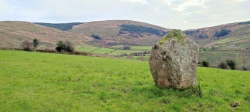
(1, 20), (250, 50)
(70, 20), (170, 46)
(209, 26), (250, 49)
(0, 21), (92, 49)
(185, 21), (250, 47)
(185, 21), (250, 67)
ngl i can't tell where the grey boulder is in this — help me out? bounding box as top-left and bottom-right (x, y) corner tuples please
(149, 29), (199, 89)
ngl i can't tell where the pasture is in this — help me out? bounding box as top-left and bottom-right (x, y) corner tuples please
(0, 50), (249, 111)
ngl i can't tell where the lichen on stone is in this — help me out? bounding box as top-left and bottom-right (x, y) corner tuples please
(158, 29), (186, 46)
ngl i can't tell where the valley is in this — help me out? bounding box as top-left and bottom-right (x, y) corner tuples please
(0, 20), (250, 111)
(1, 20), (250, 68)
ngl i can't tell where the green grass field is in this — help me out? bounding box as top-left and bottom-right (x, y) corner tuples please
(75, 46), (98, 52)
(131, 46), (152, 51)
(0, 50), (250, 111)
(200, 50), (250, 67)
(76, 46), (151, 55)
(92, 48), (114, 54)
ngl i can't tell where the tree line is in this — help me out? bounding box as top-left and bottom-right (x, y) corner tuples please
(35, 22), (83, 31)
(21, 39), (40, 51)
(21, 39), (75, 52)
(119, 24), (167, 37)
(200, 60), (240, 70)
(214, 29), (231, 39)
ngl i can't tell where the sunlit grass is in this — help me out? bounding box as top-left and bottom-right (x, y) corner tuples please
(75, 46), (98, 52)
(92, 48), (114, 54)
(0, 50), (249, 111)
(131, 46), (152, 50)
(199, 50), (250, 67)
(110, 50), (136, 55)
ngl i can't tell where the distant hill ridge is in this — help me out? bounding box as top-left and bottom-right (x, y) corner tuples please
(1, 20), (250, 49)
(0, 21), (92, 49)
(185, 21), (250, 46)
(70, 20), (170, 46)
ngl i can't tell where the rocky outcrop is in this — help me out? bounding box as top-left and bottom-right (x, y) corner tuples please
(149, 29), (199, 89)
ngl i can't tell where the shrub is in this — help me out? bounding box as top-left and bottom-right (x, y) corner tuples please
(64, 40), (75, 52)
(21, 40), (33, 51)
(226, 60), (236, 70)
(55, 40), (66, 52)
(201, 61), (209, 67)
(33, 38), (40, 50)
(242, 66), (248, 71)
(218, 61), (230, 69)
(55, 40), (74, 52)
(122, 45), (131, 50)
(91, 34), (101, 39)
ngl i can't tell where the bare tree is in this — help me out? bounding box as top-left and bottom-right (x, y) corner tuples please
(21, 40), (33, 51)
(64, 40), (74, 52)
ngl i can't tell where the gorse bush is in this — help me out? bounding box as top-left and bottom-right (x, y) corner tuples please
(217, 60), (236, 70)
(91, 34), (101, 39)
(218, 61), (230, 69)
(122, 45), (131, 50)
(201, 61), (209, 67)
(33, 38), (40, 50)
(64, 40), (75, 52)
(55, 40), (74, 52)
(56, 40), (66, 52)
(226, 60), (236, 70)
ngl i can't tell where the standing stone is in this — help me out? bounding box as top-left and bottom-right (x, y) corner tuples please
(149, 29), (199, 89)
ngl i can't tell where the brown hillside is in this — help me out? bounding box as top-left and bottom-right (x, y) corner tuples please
(0, 21), (92, 49)
(71, 20), (170, 46)
(186, 22), (250, 45)
(1, 20), (250, 49)
(209, 26), (250, 49)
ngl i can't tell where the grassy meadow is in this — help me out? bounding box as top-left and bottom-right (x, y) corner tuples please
(0, 50), (250, 111)
(199, 50), (250, 67)
(75, 45), (151, 61)
(75, 45), (250, 67)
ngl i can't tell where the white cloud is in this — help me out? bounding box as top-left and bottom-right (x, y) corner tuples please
(172, 0), (206, 12)
(0, 0), (250, 30)
(122, 0), (148, 4)
(0, 0), (5, 11)
(162, 0), (173, 5)
(234, 0), (247, 1)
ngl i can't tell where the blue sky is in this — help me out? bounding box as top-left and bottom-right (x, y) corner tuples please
(0, 0), (249, 30)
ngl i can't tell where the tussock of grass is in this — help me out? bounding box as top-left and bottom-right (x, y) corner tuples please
(0, 50), (249, 111)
